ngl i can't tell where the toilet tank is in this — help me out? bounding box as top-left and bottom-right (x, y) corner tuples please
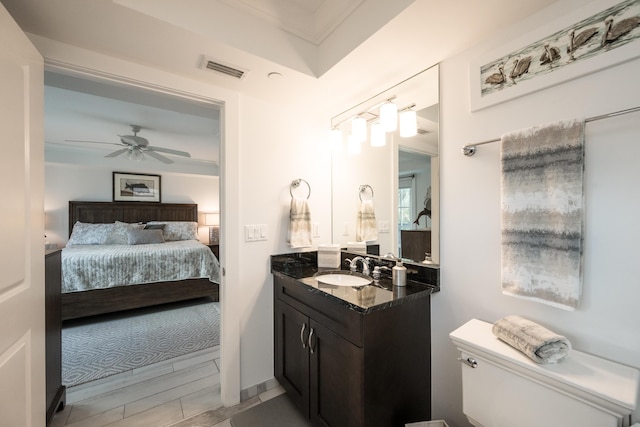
(450, 319), (639, 427)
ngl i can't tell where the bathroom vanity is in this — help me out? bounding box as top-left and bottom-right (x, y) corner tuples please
(271, 252), (438, 426)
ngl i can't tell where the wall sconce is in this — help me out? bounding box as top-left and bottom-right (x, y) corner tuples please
(328, 67), (434, 151)
(399, 106), (417, 137)
(370, 122), (386, 147)
(351, 115), (367, 143)
(329, 127), (343, 151)
(347, 134), (362, 155)
(204, 212), (220, 245)
(379, 100), (397, 132)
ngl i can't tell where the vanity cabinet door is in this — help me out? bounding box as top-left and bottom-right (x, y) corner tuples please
(309, 320), (363, 427)
(275, 300), (310, 417)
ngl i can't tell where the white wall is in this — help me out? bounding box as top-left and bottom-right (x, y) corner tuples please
(44, 162), (219, 246)
(435, 0), (640, 425)
(236, 94), (331, 389)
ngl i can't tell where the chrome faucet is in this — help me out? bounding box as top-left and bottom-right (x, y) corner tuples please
(345, 256), (371, 275)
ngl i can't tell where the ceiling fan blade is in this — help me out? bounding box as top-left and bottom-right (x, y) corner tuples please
(145, 150), (174, 164)
(147, 146), (191, 158)
(65, 139), (123, 147)
(105, 148), (129, 158)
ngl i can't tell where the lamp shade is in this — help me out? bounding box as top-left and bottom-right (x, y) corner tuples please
(204, 212), (219, 226)
(370, 122), (386, 147)
(379, 101), (397, 132)
(329, 128), (343, 151)
(351, 116), (367, 143)
(347, 134), (361, 155)
(399, 109), (417, 137)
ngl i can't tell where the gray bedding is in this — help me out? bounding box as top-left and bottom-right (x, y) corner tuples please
(62, 240), (220, 293)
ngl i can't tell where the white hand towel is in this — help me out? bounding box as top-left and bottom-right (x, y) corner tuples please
(492, 315), (571, 364)
(356, 199), (377, 242)
(288, 198), (312, 248)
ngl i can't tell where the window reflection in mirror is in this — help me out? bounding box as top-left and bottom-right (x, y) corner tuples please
(331, 65), (439, 266)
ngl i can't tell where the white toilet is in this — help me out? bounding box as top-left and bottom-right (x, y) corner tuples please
(450, 319), (640, 427)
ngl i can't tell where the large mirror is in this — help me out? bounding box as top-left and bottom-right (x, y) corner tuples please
(331, 65), (439, 265)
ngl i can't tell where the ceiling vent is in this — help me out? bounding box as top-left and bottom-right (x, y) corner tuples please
(200, 56), (248, 80)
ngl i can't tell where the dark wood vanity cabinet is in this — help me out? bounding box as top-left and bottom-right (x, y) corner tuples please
(45, 249), (65, 425)
(275, 298), (363, 426)
(401, 229), (432, 262)
(274, 274), (431, 427)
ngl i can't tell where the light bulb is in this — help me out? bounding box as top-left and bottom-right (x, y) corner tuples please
(379, 101), (397, 132)
(399, 109), (417, 137)
(370, 122), (386, 147)
(351, 116), (367, 143)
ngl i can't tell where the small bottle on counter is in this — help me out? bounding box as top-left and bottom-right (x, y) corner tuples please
(392, 259), (407, 287)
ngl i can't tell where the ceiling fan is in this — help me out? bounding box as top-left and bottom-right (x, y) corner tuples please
(66, 125), (191, 164)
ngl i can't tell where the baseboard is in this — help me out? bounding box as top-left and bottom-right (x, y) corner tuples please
(240, 377), (280, 401)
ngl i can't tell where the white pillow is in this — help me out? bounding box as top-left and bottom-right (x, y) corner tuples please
(145, 221), (198, 241)
(67, 221), (114, 246)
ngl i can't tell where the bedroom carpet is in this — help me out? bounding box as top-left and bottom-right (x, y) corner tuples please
(230, 394), (312, 427)
(62, 299), (220, 387)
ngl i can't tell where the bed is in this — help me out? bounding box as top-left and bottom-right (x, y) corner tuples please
(61, 201), (220, 321)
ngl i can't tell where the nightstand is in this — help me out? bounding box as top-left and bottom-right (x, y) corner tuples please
(207, 244), (219, 259)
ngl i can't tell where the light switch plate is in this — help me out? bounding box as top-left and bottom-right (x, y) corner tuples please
(245, 224), (267, 242)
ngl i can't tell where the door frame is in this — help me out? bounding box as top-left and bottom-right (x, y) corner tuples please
(43, 59), (242, 405)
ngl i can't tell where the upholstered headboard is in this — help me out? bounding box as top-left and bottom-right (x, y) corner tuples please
(68, 201), (198, 236)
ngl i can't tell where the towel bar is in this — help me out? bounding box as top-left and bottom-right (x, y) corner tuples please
(461, 105), (640, 156)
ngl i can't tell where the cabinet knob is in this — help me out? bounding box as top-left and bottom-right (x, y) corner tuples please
(300, 323), (307, 348)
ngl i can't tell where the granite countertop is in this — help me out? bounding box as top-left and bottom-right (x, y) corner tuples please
(271, 251), (438, 314)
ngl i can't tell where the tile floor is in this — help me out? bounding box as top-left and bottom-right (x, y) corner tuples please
(50, 345), (284, 427)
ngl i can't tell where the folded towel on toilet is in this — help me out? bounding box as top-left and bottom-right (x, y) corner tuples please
(492, 315), (571, 364)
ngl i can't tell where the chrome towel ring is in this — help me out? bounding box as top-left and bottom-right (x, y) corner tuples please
(290, 178), (311, 199)
(359, 184), (374, 201)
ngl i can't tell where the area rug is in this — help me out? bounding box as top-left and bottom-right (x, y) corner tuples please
(230, 394), (311, 427)
(62, 299), (220, 387)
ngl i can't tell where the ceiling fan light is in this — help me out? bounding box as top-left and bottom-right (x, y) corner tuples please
(351, 116), (367, 143)
(329, 128), (343, 151)
(399, 109), (417, 137)
(379, 101), (397, 132)
(370, 122), (386, 147)
(135, 151), (145, 162)
(347, 134), (361, 155)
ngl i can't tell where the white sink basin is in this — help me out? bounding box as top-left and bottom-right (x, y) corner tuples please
(315, 272), (373, 287)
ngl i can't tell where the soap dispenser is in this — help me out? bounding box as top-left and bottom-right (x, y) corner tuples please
(392, 259), (407, 287)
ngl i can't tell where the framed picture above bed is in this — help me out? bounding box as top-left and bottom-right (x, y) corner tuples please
(113, 172), (161, 202)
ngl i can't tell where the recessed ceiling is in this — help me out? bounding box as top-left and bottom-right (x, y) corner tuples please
(112, 0), (414, 77)
(218, 0), (364, 45)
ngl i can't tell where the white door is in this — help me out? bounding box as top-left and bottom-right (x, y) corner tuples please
(0, 4), (45, 426)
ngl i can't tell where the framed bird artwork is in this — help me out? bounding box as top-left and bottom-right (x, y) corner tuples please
(469, 0), (640, 111)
